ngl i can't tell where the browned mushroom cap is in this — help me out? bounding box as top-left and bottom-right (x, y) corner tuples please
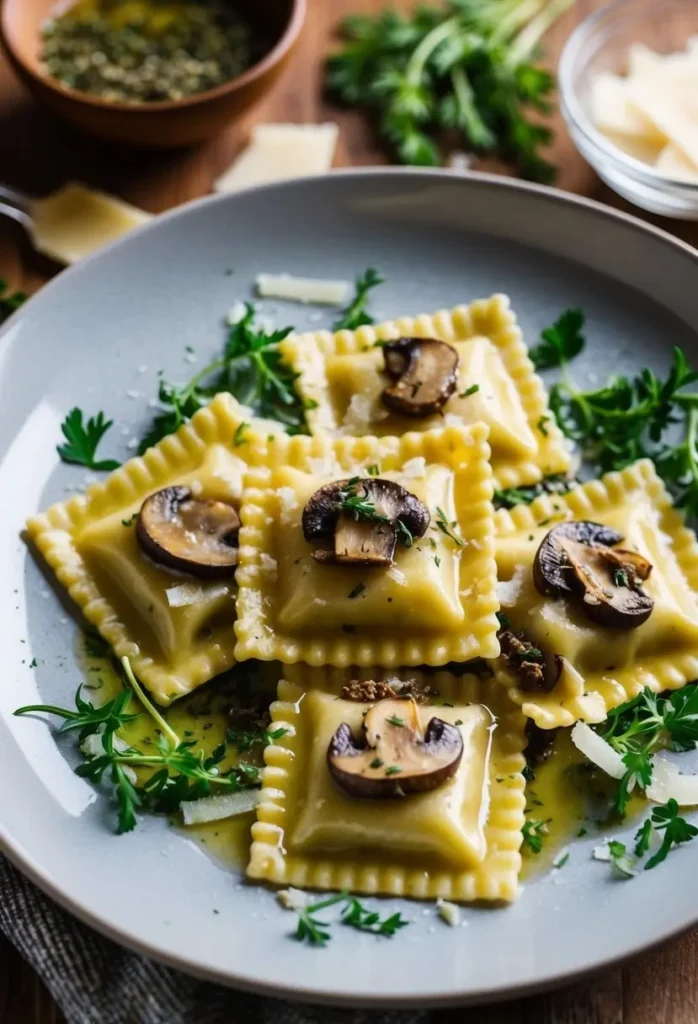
(302, 477), (430, 567)
(136, 486), (240, 579)
(533, 520), (654, 629)
(327, 698), (463, 799)
(381, 337), (459, 417)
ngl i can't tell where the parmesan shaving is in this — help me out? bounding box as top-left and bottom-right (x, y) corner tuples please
(436, 899), (461, 927)
(646, 757), (698, 807)
(400, 456), (427, 478)
(181, 790), (259, 825)
(256, 273), (349, 306)
(213, 123), (339, 194)
(570, 722), (625, 779)
(166, 582), (230, 607)
(591, 41), (698, 180)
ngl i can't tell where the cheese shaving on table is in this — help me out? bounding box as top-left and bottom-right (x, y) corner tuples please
(213, 123), (339, 194)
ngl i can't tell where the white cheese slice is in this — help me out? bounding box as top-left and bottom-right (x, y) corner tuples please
(29, 183), (151, 265)
(255, 272), (349, 305)
(655, 142), (698, 181)
(630, 72), (698, 166)
(591, 71), (665, 142)
(213, 123), (338, 194)
(181, 789), (259, 825)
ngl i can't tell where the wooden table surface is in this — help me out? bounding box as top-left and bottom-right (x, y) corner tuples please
(2, 0), (698, 1021)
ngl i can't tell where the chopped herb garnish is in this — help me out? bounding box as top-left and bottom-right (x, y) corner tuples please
(366, 463), (380, 476)
(434, 555), (441, 567)
(332, 267), (385, 331)
(385, 765), (402, 776)
(494, 475), (574, 509)
(645, 799), (698, 870)
(57, 408), (120, 471)
(138, 304), (302, 453)
(521, 818), (548, 854)
(386, 715), (405, 727)
(459, 384), (479, 398)
(537, 415), (550, 436)
(233, 422), (249, 446)
(576, 827), (587, 838)
(614, 567), (630, 588)
(121, 514), (137, 527)
(293, 891), (408, 946)
(634, 819), (653, 857)
(370, 757), (384, 769)
(348, 582), (366, 599)
(529, 308), (585, 370)
(608, 840), (635, 878)
(433, 506), (464, 546)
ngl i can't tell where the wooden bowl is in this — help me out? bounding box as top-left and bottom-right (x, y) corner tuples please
(0, 0), (306, 148)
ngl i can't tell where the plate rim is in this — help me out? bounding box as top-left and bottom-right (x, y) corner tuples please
(2, 167), (698, 1008)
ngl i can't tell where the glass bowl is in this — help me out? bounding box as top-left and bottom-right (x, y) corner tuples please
(559, 0), (698, 219)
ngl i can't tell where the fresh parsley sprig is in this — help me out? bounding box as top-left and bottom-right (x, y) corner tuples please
(293, 891), (409, 946)
(325, 0), (572, 181)
(539, 308), (698, 516)
(333, 267), (385, 331)
(14, 656), (260, 834)
(598, 686), (698, 816)
(337, 478), (415, 547)
(57, 408), (121, 471)
(139, 303), (303, 454)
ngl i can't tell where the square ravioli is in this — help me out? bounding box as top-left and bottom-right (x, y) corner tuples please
(494, 460), (698, 729)
(26, 394), (275, 705)
(247, 668), (526, 902)
(279, 294), (570, 489)
(234, 424), (500, 667)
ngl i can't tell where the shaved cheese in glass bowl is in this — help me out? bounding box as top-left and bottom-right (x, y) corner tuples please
(560, 1), (698, 218)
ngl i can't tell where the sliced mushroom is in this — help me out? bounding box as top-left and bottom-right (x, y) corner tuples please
(136, 486), (240, 579)
(381, 337), (459, 417)
(302, 477), (430, 567)
(327, 698), (463, 799)
(533, 520), (654, 629)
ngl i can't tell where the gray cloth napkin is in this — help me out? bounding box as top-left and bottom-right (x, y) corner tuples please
(0, 857), (429, 1024)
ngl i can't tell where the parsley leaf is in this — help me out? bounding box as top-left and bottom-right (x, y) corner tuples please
(341, 896), (408, 937)
(293, 891), (409, 946)
(614, 750), (653, 817)
(433, 506), (464, 546)
(608, 839), (636, 878)
(634, 819), (653, 857)
(529, 308), (585, 370)
(57, 408), (120, 471)
(645, 799), (698, 869)
(333, 267), (385, 331)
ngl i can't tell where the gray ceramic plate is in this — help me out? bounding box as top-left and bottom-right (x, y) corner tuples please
(2, 170), (698, 1009)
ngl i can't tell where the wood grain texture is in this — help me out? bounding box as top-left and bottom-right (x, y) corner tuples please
(1, 0), (697, 1021)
